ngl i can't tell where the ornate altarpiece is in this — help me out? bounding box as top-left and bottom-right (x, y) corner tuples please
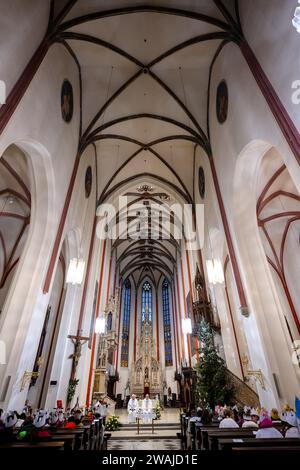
(131, 307), (162, 397)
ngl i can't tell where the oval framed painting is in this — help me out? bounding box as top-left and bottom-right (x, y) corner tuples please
(198, 166), (205, 199)
(85, 166), (92, 198)
(61, 79), (73, 123)
(216, 80), (228, 124)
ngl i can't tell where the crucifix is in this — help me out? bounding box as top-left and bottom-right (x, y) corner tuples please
(68, 330), (90, 381)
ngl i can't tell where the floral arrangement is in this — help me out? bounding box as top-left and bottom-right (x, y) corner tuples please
(105, 415), (121, 431)
(154, 402), (161, 420)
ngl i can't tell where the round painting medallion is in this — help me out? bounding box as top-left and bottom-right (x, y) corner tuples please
(61, 79), (73, 123)
(216, 80), (228, 124)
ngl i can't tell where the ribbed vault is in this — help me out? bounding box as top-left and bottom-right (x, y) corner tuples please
(49, 0), (242, 281)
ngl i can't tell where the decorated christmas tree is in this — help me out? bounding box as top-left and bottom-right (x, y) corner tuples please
(194, 319), (235, 408)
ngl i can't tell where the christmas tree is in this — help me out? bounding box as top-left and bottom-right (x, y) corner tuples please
(194, 319), (235, 408)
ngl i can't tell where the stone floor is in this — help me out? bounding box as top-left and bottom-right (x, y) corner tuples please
(108, 438), (181, 451)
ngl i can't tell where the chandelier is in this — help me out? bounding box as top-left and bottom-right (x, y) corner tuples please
(206, 259), (224, 285)
(293, 1), (300, 32)
(137, 184), (154, 193)
(66, 258), (85, 285)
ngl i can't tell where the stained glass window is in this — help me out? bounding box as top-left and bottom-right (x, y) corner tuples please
(141, 281), (152, 323)
(121, 279), (131, 367)
(162, 278), (173, 366)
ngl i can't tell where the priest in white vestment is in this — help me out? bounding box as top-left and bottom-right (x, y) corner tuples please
(127, 394), (139, 424)
(142, 394), (153, 411)
(142, 394), (154, 423)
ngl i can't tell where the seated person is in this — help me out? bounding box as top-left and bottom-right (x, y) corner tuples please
(282, 410), (300, 438)
(65, 417), (77, 429)
(33, 410), (51, 438)
(127, 394), (139, 424)
(270, 408), (282, 425)
(1, 411), (18, 443)
(255, 413), (283, 438)
(219, 409), (239, 428)
(187, 409), (202, 432)
(242, 408), (259, 429)
(201, 409), (212, 426)
(142, 394), (153, 411)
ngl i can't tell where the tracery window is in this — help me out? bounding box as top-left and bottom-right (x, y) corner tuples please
(121, 279), (131, 367)
(162, 278), (173, 366)
(141, 281), (152, 323)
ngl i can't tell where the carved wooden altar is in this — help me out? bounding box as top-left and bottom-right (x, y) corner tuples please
(131, 307), (162, 398)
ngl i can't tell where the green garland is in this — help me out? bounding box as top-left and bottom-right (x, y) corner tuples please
(67, 378), (79, 405)
(105, 415), (121, 431)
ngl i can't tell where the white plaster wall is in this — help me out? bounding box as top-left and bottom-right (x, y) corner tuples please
(206, 33), (300, 406)
(0, 41), (81, 410)
(46, 145), (97, 409)
(0, 0), (50, 97)
(240, 0), (300, 132)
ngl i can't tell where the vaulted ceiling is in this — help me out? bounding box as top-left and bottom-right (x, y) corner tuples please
(49, 0), (243, 285)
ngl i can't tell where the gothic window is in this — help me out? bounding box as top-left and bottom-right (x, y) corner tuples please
(141, 281), (152, 323)
(107, 312), (112, 331)
(162, 278), (173, 366)
(121, 279), (131, 367)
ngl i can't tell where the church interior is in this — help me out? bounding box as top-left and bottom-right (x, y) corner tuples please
(0, 0), (300, 453)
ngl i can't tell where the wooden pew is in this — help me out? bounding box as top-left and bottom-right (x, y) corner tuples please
(0, 441), (65, 449)
(206, 428), (256, 450)
(232, 446), (300, 453)
(218, 437), (300, 451)
(48, 433), (76, 450)
(50, 428), (85, 450)
(196, 423), (219, 450)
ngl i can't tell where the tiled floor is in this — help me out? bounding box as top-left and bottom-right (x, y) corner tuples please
(108, 438), (182, 451)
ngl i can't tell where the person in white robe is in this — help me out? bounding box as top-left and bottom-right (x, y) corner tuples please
(142, 394), (153, 423)
(219, 409), (239, 428)
(283, 411), (300, 438)
(242, 408), (259, 429)
(255, 413), (283, 438)
(127, 394), (139, 424)
(93, 400), (102, 417)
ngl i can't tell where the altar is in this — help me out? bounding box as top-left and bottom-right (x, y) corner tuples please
(131, 306), (163, 398)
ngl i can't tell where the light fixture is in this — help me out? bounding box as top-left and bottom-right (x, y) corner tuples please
(95, 317), (106, 335)
(66, 258), (85, 285)
(182, 317), (192, 335)
(206, 259), (224, 285)
(293, 1), (300, 33)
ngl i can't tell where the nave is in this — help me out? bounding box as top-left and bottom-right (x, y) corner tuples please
(0, 0), (300, 456)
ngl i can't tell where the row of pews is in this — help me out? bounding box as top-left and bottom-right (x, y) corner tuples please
(0, 418), (111, 450)
(180, 413), (300, 453)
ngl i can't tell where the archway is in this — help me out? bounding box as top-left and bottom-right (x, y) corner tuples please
(233, 140), (300, 407)
(0, 139), (55, 411)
